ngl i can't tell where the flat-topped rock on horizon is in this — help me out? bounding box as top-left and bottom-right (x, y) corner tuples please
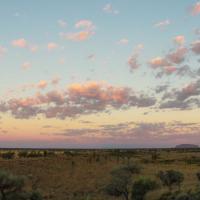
(175, 144), (199, 148)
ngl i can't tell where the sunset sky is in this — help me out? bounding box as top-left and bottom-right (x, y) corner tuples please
(0, 0), (200, 148)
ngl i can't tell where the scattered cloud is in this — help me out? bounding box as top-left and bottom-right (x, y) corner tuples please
(118, 38), (129, 45)
(154, 19), (170, 28)
(167, 47), (188, 64)
(75, 20), (94, 30)
(191, 40), (200, 54)
(128, 44), (144, 72)
(87, 54), (95, 61)
(51, 77), (60, 85)
(50, 121), (200, 147)
(160, 79), (200, 109)
(0, 46), (7, 56)
(0, 81), (156, 119)
(11, 38), (39, 53)
(176, 65), (195, 77)
(58, 19), (67, 28)
(29, 45), (39, 53)
(149, 57), (169, 68)
(47, 42), (58, 50)
(65, 31), (94, 41)
(174, 35), (185, 45)
(60, 20), (95, 42)
(21, 62), (31, 70)
(128, 54), (140, 71)
(37, 80), (48, 89)
(103, 3), (119, 14)
(190, 2), (200, 15)
(12, 38), (27, 48)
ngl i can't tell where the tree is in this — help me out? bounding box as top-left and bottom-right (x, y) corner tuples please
(105, 164), (141, 200)
(196, 172), (200, 182)
(18, 151), (29, 158)
(0, 170), (42, 200)
(1, 152), (15, 160)
(131, 178), (157, 200)
(119, 163), (141, 175)
(159, 191), (200, 200)
(151, 151), (160, 161)
(158, 170), (184, 192)
(105, 166), (132, 200)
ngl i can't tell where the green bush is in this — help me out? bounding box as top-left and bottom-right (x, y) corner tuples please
(158, 170), (184, 191)
(105, 165), (133, 200)
(18, 151), (29, 158)
(0, 170), (43, 200)
(1, 152), (15, 159)
(131, 178), (157, 200)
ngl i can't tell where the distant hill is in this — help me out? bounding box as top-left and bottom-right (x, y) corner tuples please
(175, 144), (199, 149)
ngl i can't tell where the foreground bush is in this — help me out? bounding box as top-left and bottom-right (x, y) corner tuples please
(131, 178), (157, 200)
(158, 170), (184, 191)
(0, 170), (42, 200)
(159, 190), (200, 200)
(105, 166), (131, 200)
(105, 164), (156, 200)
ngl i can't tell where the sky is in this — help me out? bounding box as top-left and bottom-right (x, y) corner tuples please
(0, 0), (200, 148)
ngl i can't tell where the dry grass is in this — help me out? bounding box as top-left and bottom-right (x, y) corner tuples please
(0, 149), (200, 200)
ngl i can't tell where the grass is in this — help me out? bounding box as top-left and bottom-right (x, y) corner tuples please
(0, 149), (200, 200)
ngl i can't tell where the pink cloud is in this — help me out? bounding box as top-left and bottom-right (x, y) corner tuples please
(128, 54), (140, 71)
(51, 77), (60, 85)
(0, 81), (155, 119)
(12, 38), (27, 48)
(37, 80), (48, 89)
(149, 57), (169, 68)
(0, 46), (7, 56)
(60, 19), (95, 42)
(163, 66), (177, 74)
(174, 35), (185, 45)
(75, 20), (94, 30)
(167, 47), (188, 64)
(47, 42), (58, 50)
(182, 83), (197, 94)
(29, 45), (39, 53)
(190, 2), (200, 15)
(66, 31), (94, 41)
(127, 44), (144, 71)
(22, 62), (31, 70)
(191, 40), (200, 54)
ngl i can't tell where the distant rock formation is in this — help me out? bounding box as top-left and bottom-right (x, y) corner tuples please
(175, 144), (199, 148)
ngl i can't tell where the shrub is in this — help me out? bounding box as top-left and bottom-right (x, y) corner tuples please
(196, 172), (200, 182)
(18, 151), (29, 158)
(27, 151), (43, 158)
(0, 170), (43, 200)
(120, 163), (141, 174)
(131, 178), (157, 200)
(158, 170), (184, 191)
(105, 172), (130, 200)
(159, 191), (200, 200)
(105, 165), (133, 200)
(1, 151), (15, 159)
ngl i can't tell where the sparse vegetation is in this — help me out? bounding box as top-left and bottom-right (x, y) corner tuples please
(0, 149), (200, 200)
